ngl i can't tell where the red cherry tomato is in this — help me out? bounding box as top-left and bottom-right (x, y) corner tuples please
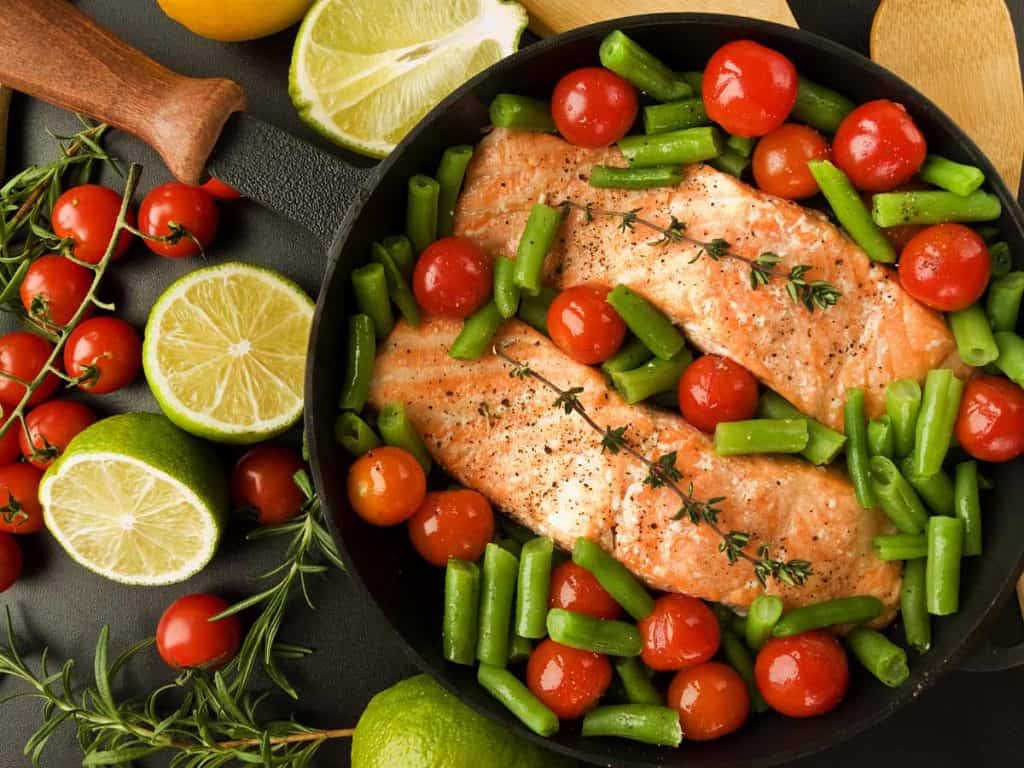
(551, 67), (639, 148)
(156, 593), (243, 671)
(408, 489), (495, 566)
(526, 638), (612, 720)
(0, 533), (21, 592)
(898, 224), (990, 312)
(549, 560), (622, 620)
(63, 317), (142, 394)
(833, 100), (927, 192)
(668, 661), (750, 741)
(19, 254), (94, 328)
(201, 177), (242, 200)
(547, 285), (627, 364)
(678, 355), (759, 433)
(231, 445), (306, 525)
(19, 400), (96, 469)
(638, 594), (720, 671)
(0, 428), (20, 466)
(755, 631), (850, 718)
(752, 124), (830, 200)
(412, 237), (492, 318)
(347, 446), (426, 526)
(0, 463), (44, 534)
(0, 332), (60, 408)
(51, 185), (135, 264)
(703, 40), (798, 137)
(138, 182), (219, 258)
(955, 376), (1024, 462)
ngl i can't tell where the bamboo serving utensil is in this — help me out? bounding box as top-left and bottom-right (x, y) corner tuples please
(521, 0), (796, 35)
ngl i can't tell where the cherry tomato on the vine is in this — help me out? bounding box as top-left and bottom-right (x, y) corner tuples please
(898, 223), (990, 312)
(752, 124), (830, 200)
(547, 285), (626, 364)
(551, 67), (638, 148)
(954, 376), (1024, 462)
(347, 446), (426, 526)
(678, 355), (760, 433)
(526, 638), (612, 720)
(19, 400), (96, 469)
(408, 489), (495, 567)
(63, 317), (142, 394)
(638, 594), (720, 672)
(549, 561), (622, 620)
(412, 237), (492, 318)
(19, 254), (94, 328)
(668, 661), (750, 741)
(231, 444), (306, 525)
(0, 463), (44, 534)
(0, 533), (21, 592)
(156, 593), (243, 671)
(755, 631), (849, 718)
(0, 332), (60, 408)
(0, 428), (20, 466)
(703, 40), (798, 137)
(201, 177), (242, 201)
(51, 184), (135, 264)
(138, 182), (219, 258)
(832, 100), (926, 192)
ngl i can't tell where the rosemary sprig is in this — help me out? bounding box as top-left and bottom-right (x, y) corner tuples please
(558, 200), (841, 312)
(498, 347), (812, 587)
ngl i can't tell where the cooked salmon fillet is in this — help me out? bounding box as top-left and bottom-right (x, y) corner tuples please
(370, 318), (901, 618)
(453, 128), (958, 431)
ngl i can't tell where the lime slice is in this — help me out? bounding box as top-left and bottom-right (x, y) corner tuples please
(40, 414), (228, 585)
(289, 0), (528, 157)
(143, 262), (314, 444)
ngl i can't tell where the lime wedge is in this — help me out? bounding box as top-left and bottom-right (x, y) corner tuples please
(40, 414), (228, 585)
(289, 0), (528, 157)
(143, 262), (314, 444)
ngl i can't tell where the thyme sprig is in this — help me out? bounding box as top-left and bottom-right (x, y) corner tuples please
(499, 347), (812, 587)
(558, 200), (841, 312)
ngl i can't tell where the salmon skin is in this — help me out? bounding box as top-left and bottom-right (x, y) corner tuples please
(453, 128), (958, 431)
(369, 318), (901, 619)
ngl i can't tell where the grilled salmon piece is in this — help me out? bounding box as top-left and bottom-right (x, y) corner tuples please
(453, 128), (957, 431)
(369, 318), (901, 618)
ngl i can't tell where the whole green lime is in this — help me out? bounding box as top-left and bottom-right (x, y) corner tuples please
(351, 675), (573, 768)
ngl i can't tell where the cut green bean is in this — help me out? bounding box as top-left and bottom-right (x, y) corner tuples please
(745, 594), (784, 651)
(614, 657), (662, 706)
(381, 234), (415, 277)
(339, 314), (375, 412)
(844, 387), (875, 508)
(772, 596), (884, 637)
(792, 76), (855, 133)
(334, 411), (381, 455)
(436, 145), (474, 237)
(517, 284), (557, 334)
(589, 164), (683, 189)
(901, 458), (955, 516)
(912, 369), (964, 476)
(351, 263), (395, 339)
(867, 416), (894, 458)
(444, 559), (480, 665)
(611, 349), (692, 404)
(986, 271), (1024, 332)
(513, 203), (562, 296)
(477, 543), (519, 667)
(918, 154), (985, 197)
(756, 391), (846, 465)
(949, 304), (999, 366)
(901, 557), (931, 652)
(488, 94), (555, 132)
(846, 627), (909, 688)
(994, 330), (1024, 385)
(926, 516), (964, 615)
(406, 175), (439, 253)
(606, 285), (685, 360)
(515, 537), (554, 639)
(872, 533), (927, 561)
(602, 337), (652, 376)
(726, 134), (757, 158)
(573, 537), (654, 620)
(493, 256), (520, 319)
(681, 71), (704, 91)
(581, 705), (682, 747)
(618, 126), (723, 168)
(377, 402), (431, 473)
(869, 456), (929, 534)
(449, 302), (503, 361)
(546, 608), (642, 656)
(477, 663), (559, 736)
(714, 418), (808, 456)
(643, 98), (708, 134)
(872, 190), (1001, 227)
(508, 632), (533, 664)
(886, 379), (922, 458)
(808, 160), (896, 263)
(721, 630), (769, 713)
(371, 242), (421, 326)
(954, 460), (982, 556)
(989, 241), (1013, 278)
(709, 148), (750, 177)
(598, 30), (691, 102)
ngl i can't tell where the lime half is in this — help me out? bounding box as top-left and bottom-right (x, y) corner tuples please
(289, 0), (527, 157)
(143, 262), (314, 444)
(40, 414), (228, 586)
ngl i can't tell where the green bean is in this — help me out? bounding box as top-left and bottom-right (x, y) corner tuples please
(371, 242), (421, 326)
(989, 241), (1013, 278)
(339, 314), (375, 412)
(573, 537), (655, 620)
(918, 154), (985, 197)
(334, 411), (381, 455)
(477, 543), (519, 667)
(954, 460), (982, 556)
(517, 285), (558, 335)
(515, 537), (553, 639)
(614, 656), (662, 706)
(598, 30), (691, 102)
(602, 337), (652, 376)
(986, 272), (1024, 332)
(726, 134), (757, 158)
(867, 416), (894, 458)
(444, 559), (480, 665)
(886, 379), (922, 458)
(606, 285), (685, 360)
(449, 302), (503, 361)
(406, 175), (439, 253)
(508, 632), (533, 664)
(610, 349), (692, 404)
(869, 456), (929, 534)
(546, 608), (642, 656)
(589, 164), (683, 189)
(488, 94), (556, 132)
(709, 148), (751, 178)
(351, 263), (395, 339)
(872, 190), (1001, 227)
(513, 203), (562, 296)
(377, 402), (431, 473)
(581, 705), (682, 747)
(949, 304), (999, 366)
(618, 126), (723, 168)
(808, 160), (896, 263)
(926, 516), (964, 615)
(381, 234), (415, 277)
(912, 369), (964, 476)
(872, 533), (927, 561)
(720, 630), (769, 713)
(756, 391), (846, 465)
(901, 557), (931, 652)
(792, 76), (855, 133)
(846, 627), (910, 687)
(844, 387), (875, 508)
(994, 330), (1024, 385)
(493, 256), (520, 319)
(713, 418), (808, 456)
(477, 664), (559, 736)
(745, 594), (784, 651)
(643, 98), (708, 134)
(436, 145), (474, 237)
(900, 458), (955, 516)
(681, 71), (704, 92)
(772, 596), (884, 637)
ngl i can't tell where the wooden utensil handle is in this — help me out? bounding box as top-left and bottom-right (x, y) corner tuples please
(0, 0), (245, 184)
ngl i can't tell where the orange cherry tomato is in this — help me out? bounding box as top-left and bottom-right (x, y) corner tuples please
(668, 661), (750, 741)
(0, 463), (44, 534)
(638, 594), (720, 671)
(549, 561), (622, 620)
(703, 40), (798, 137)
(551, 67), (638, 148)
(526, 638), (613, 720)
(547, 285), (626, 364)
(412, 236), (492, 318)
(678, 355), (760, 433)
(347, 446), (426, 526)
(898, 223), (990, 312)
(231, 444), (306, 525)
(833, 100), (926, 192)
(407, 489), (495, 566)
(752, 124), (830, 200)
(955, 376), (1024, 462)
(755, 631), (850, 718)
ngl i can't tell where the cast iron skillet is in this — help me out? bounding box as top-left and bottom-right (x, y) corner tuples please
(1, 4), (1023, 766)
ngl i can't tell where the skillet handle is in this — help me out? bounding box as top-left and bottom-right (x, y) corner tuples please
(0, 0), (245, 185)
